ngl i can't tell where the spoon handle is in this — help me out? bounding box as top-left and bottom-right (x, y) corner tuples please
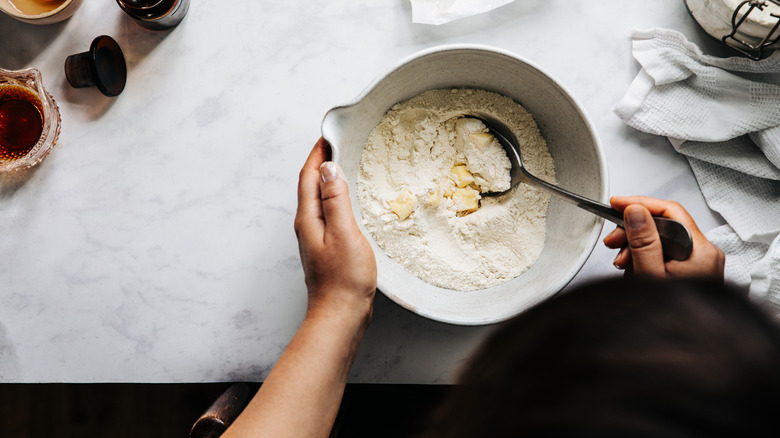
(528, 175), (693, 261)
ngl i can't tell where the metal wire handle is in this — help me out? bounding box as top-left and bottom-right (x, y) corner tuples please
(723, 0), (780, 60)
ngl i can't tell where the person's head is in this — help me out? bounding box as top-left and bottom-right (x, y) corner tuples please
(420, 277), (780, 437)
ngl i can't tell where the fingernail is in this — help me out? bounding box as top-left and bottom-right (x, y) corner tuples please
(320, 161), (342, 183)
(613, 250), (624, 268)
(625, 206), (646, 230)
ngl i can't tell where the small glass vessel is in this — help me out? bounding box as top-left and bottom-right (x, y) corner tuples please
(0, 67), (61, 172)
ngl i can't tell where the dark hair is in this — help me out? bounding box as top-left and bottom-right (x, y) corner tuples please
(419, 277), (780, 437)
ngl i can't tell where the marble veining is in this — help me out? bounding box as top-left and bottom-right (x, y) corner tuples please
(0, 0), (726, 382)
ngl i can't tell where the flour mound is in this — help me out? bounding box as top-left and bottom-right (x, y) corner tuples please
(357, 89), (556, 291)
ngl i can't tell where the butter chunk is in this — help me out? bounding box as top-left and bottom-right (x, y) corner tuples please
(427, 186), (443, 206)
(390, 190), (417, 220)
(451, 187), (480, 213)
(468, 132), (495, 151)
(449, 165), (474, 188)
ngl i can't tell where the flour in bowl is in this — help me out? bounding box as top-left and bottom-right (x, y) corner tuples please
(357, 89), (556, 291)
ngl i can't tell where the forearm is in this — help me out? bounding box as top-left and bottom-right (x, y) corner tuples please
(226, 140), (378, 437)
(223, 298), (372, 438)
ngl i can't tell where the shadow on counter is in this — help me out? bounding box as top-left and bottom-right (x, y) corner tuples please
(0, 14), (67, 69)
(0, 163), (44, 197)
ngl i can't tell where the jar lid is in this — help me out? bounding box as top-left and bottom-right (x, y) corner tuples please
(64, 35), (127, 97)
(686, 0), (780, 59)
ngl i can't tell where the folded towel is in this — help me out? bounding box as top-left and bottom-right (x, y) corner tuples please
(614, 28), (780, 312)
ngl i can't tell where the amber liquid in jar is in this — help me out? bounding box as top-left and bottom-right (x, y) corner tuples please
(0, 85), (44, 162)
(8, 0), (67, 15)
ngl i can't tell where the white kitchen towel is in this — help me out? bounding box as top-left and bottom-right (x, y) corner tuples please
(614, 28), (780, 311)
(709, 225), (780, 308)
(686, 156), (779, 243)
(707, 224), (769, 285)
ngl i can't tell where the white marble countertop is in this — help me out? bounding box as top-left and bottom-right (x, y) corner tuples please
(0, 0), (728, 383)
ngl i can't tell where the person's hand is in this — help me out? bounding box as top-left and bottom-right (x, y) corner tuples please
(294, 138), (377, 322)
(222, 139), (377, 438)
(603, 196), (724, 280)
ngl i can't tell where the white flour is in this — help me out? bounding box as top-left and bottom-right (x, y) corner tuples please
(357, 89), (556, 291)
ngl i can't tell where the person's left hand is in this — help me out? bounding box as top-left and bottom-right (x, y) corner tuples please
(294, 138), (377, 322)
(222, 139), (378, 438)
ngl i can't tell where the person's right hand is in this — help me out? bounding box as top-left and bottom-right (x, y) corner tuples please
(603, 196), (724, 280)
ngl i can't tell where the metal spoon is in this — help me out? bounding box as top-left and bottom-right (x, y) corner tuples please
(465, 113), (694, 261)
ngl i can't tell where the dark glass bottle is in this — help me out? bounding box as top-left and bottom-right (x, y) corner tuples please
(116, 0), (190, 31)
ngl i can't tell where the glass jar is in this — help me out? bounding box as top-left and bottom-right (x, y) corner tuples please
(685, 0), (780, 59)
(0, 67), (61, 172)
(116, 0), (190, 31)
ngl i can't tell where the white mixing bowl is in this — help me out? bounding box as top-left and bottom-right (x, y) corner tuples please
(322, 44), (607, 325)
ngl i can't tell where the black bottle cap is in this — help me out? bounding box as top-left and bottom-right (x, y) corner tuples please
(65, 35), (127, 97)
